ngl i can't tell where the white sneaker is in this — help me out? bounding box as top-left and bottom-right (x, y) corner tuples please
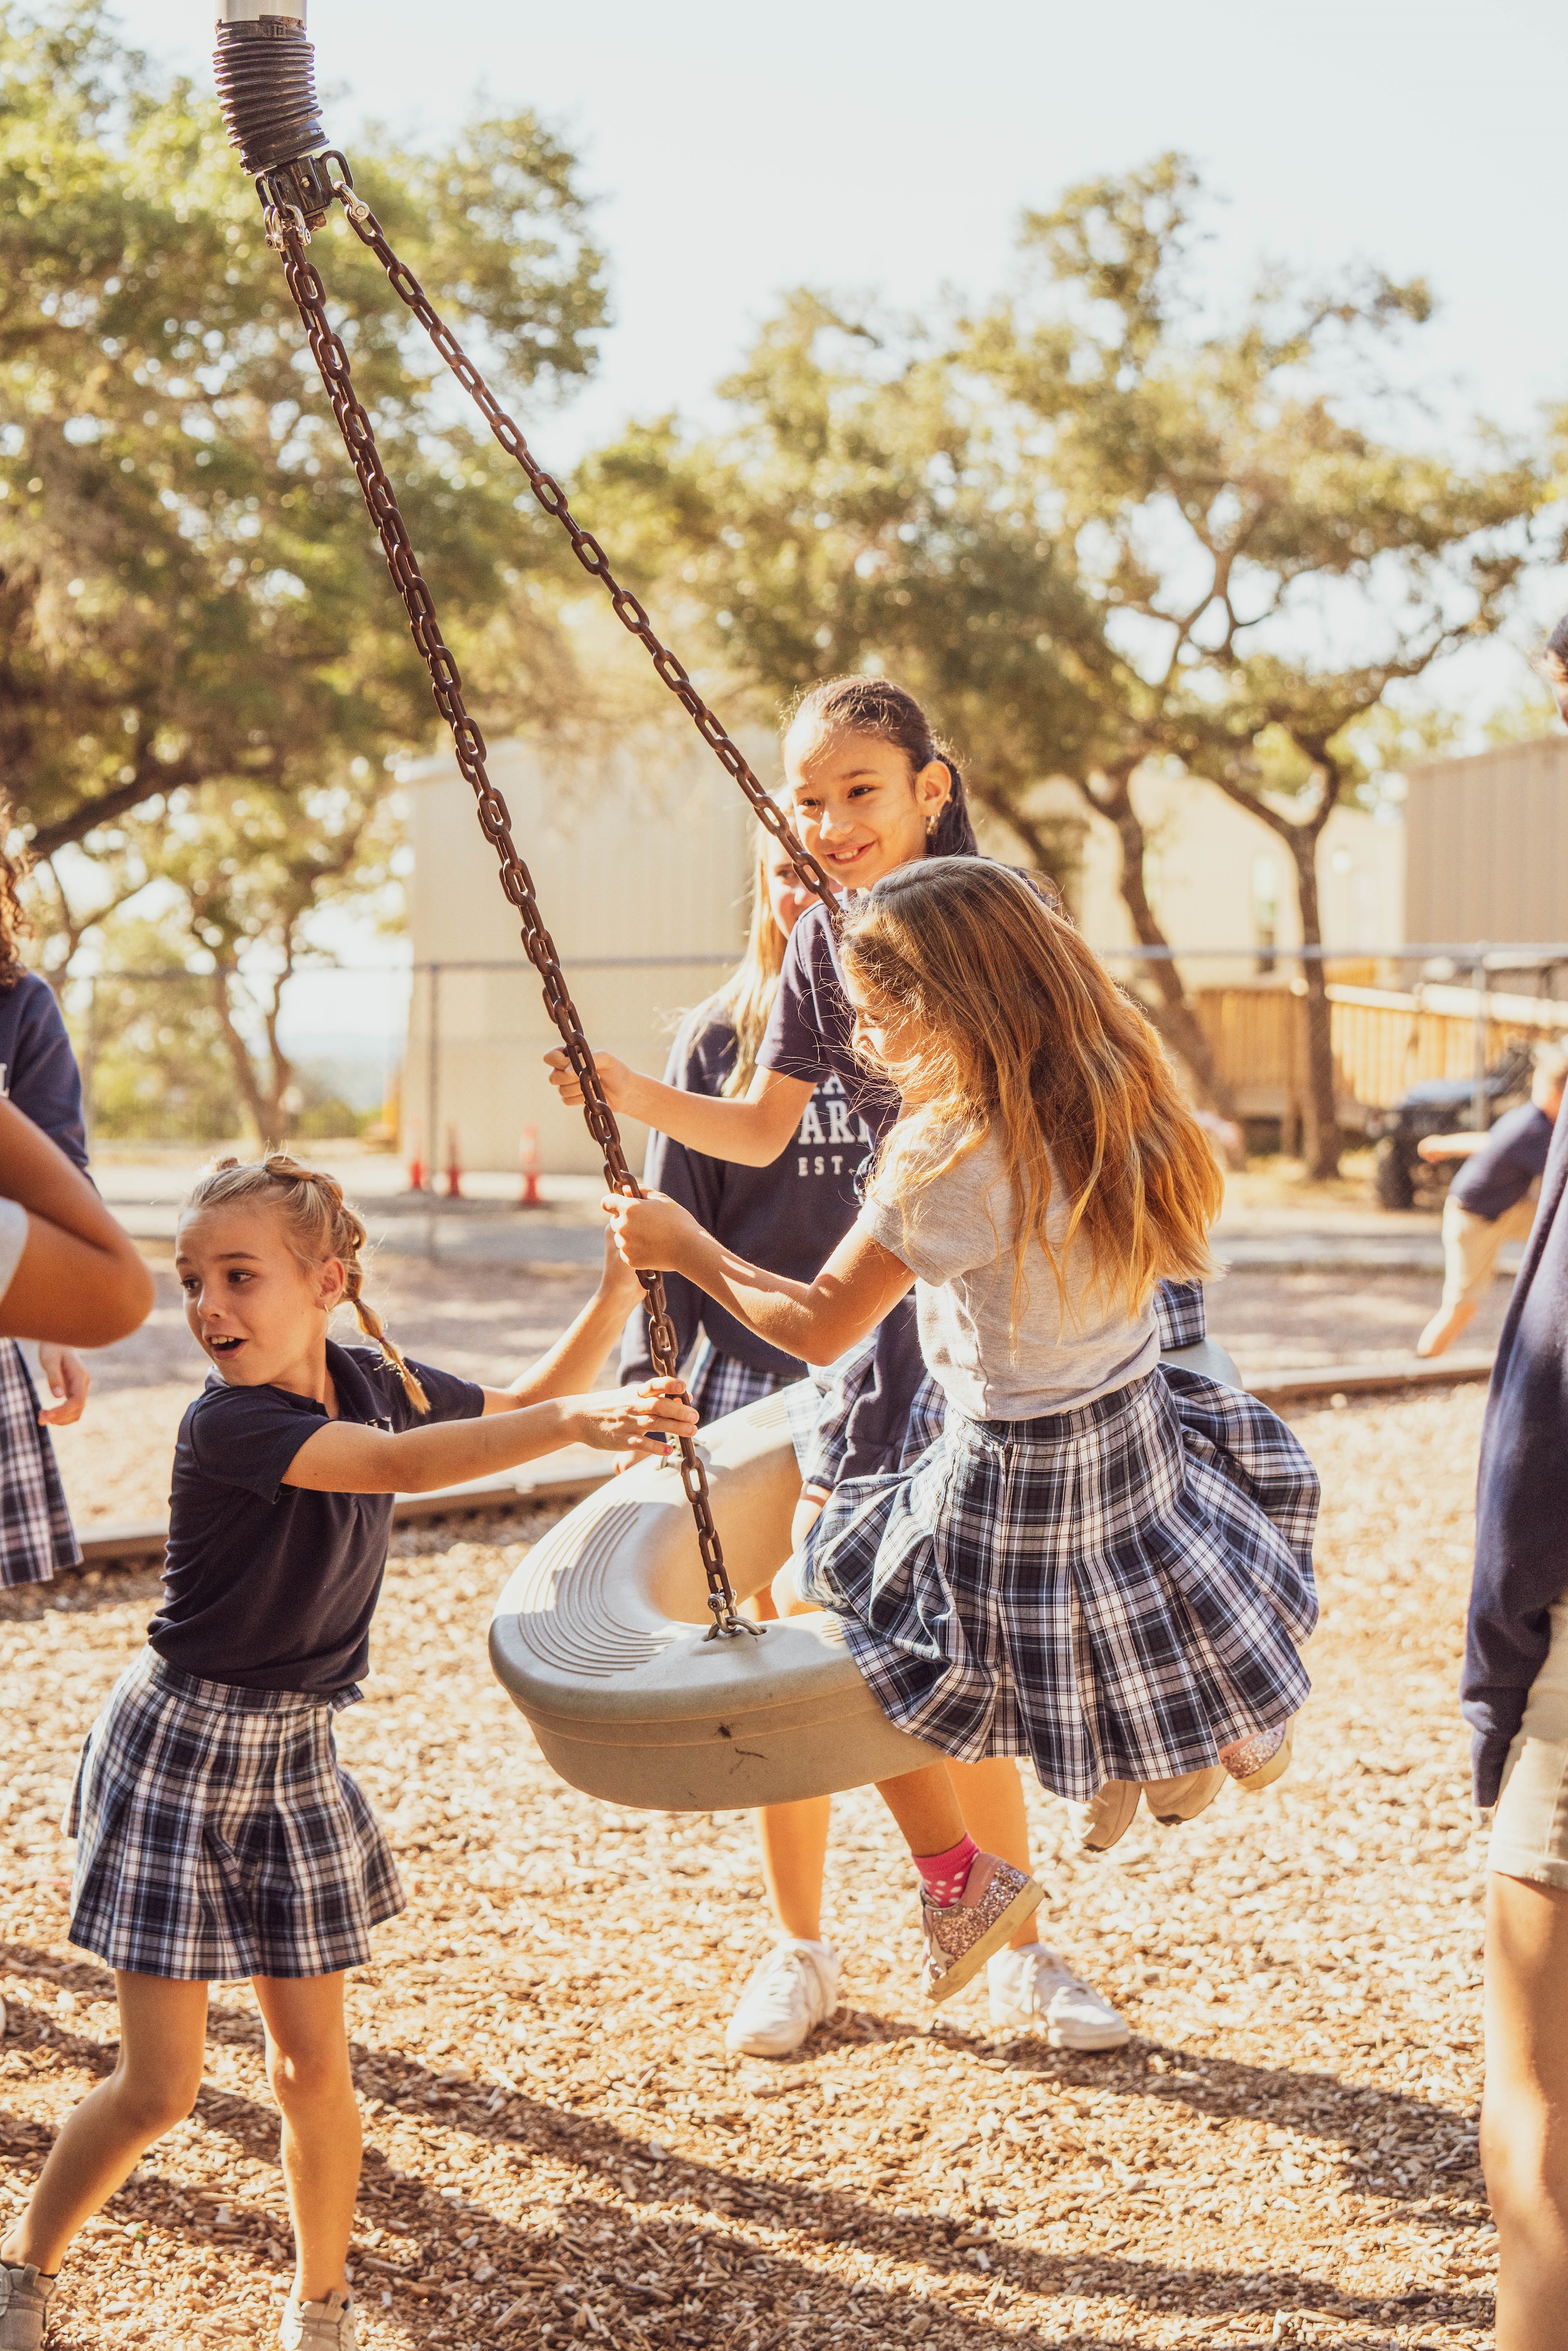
(281, 2290), (356, 2349)
(725, 1939), (839, 2057)
(987, 1944), (1131, 2050)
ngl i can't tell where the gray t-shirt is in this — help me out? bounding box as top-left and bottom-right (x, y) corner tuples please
(861, 1126), (1159, 1421)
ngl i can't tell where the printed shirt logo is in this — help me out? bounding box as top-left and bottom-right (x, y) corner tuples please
(796, 1072), (873, 1180)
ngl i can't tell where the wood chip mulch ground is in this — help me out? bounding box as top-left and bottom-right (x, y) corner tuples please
(2, 1385), (1494, 2349)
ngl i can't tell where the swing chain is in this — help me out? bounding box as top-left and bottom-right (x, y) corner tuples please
(323, 177), (839, 922)
(271, 219), (757, 1643)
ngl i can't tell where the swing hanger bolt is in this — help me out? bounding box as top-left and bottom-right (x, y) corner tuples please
(213, 1), (344, 229)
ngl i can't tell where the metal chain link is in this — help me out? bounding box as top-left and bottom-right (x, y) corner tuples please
(329, 181), (840, 919)
(271, 217), (756, 1642)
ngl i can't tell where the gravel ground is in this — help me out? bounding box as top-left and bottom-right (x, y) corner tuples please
(2, 1382), (1494, 2349)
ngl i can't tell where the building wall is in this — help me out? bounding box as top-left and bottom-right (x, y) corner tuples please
(404, 732), (766, 1175)
(1405, 735), (1568, 947)
(1007, 773), (1405, 981)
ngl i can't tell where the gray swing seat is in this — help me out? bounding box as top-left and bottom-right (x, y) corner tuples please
(488, 1338), (1243, 1815)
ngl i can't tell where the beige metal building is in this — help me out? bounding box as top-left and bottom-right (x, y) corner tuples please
(403, 732), (766, 1179)
(1405, 734), (1568, 948)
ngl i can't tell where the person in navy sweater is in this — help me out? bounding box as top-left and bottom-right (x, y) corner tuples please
(1416, 1044), (1567, 1359)
(0, 829), (102, 1584)
(1462, 610), (1568, 2348)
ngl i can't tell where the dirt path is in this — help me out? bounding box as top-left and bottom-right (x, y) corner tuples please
(1, 1384), (1493, 2349)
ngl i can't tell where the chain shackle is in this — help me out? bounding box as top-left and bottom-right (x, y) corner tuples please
(256, 215), (752, 1642)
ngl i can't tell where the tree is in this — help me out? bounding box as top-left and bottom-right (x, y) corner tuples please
(0, 1), (607, 854)
(583, 161), (1550, 1163)
(969, 155), (1549, 1174)
(583, 292), (1244, 1114)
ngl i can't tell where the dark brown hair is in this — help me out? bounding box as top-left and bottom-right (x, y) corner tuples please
(782, 677), (981, 858)
(0, 795), (36, 990)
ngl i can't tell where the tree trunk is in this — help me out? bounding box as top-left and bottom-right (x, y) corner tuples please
(1291, 837), (1340, 1179)
(209, 971), (291, 1143)
(1094, 778), (1244, 1125)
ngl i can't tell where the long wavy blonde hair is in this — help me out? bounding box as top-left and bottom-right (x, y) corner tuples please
(841, 861), (1222, 1326)
(182, 1153), (430, 1411)
(712, 831), (792, 1099)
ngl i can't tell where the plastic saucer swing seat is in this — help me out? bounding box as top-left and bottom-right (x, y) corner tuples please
(487, 1339), (1245, 1816)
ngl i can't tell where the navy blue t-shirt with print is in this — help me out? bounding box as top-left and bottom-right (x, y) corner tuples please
(754, 900), (925, 1478)
(148, 1340), (483, 1695)
(1450, 1101), (1555, 1223)
(620, 992), (875, 1384)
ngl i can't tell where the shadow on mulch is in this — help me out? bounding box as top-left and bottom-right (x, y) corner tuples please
(2, 1945), (1490, 2347)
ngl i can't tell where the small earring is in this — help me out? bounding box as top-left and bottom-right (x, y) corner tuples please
(925, 814), (938, 838)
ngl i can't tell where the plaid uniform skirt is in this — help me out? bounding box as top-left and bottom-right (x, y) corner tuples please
(0, 1340), (79, 1587)
(684, 1338), (791, 1426)
(795, 1364), (1319, 1803)
(788, 1278), (1209, 1497)
(64, 1649), (404, 1981)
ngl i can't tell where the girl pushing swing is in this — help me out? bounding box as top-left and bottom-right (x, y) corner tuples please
(607, 858), (1319, 1998)
(0, 1155), (695, 2351)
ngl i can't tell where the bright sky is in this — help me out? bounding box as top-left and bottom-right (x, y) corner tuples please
(107, 0), (1568, 1033)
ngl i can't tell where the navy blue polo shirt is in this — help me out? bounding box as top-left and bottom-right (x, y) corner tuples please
(148, 1340), (483, 1693)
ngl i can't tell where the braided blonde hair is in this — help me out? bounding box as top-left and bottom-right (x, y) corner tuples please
(183, 1153), (430, 1413)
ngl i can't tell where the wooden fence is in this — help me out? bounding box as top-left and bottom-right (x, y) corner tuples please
(1189, 983), (1568, 1127)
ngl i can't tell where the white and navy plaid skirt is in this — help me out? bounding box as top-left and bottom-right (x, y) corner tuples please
(64, 1649), (404, 1981)
(0, 1341), (79, 1587)
(684, 1338), (791, 1426)
(794, 1364), (1319, 1803)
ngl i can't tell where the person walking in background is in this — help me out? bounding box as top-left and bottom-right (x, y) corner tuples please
(0, 814), (96, 1586)
(1416, 1043), (1568, 1359)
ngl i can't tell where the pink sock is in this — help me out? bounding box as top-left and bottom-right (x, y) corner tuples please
(914, 1833), (979, 1907)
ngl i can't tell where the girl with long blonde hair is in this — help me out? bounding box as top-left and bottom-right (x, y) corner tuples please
(609, 859), (1319, 2004)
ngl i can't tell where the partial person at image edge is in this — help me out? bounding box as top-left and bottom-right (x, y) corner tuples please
(0, 815), (93, 1587)
(1416, 1043), (1567, 1360)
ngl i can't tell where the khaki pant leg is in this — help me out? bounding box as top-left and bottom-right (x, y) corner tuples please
(1441, 1197), (1513, 1310)
(1490, 1598), (1568, 1892)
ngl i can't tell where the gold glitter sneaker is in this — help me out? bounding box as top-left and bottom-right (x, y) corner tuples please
(1221, 1722), (1293, 1794)
(280, 2290), (356, 2349)
(919, 1851), (1042, 2004)
(0, 2263), (56, 2351)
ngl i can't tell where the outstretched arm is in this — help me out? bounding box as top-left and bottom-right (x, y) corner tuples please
(546, 1049), (812, 1169)
(0, 1099), (153, 1346)
(604, 1192), (912, 1366)
(281, 1379), (699, 1496)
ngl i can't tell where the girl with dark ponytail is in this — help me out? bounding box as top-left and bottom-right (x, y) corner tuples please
(552, 675), (1151, 2058)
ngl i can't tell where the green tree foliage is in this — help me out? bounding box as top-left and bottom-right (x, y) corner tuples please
(1, 1), (610, 1138)
(0, 2), (607, 857)
(584, 159), (1550, 1168)
(975, 154), (1549, 1172)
